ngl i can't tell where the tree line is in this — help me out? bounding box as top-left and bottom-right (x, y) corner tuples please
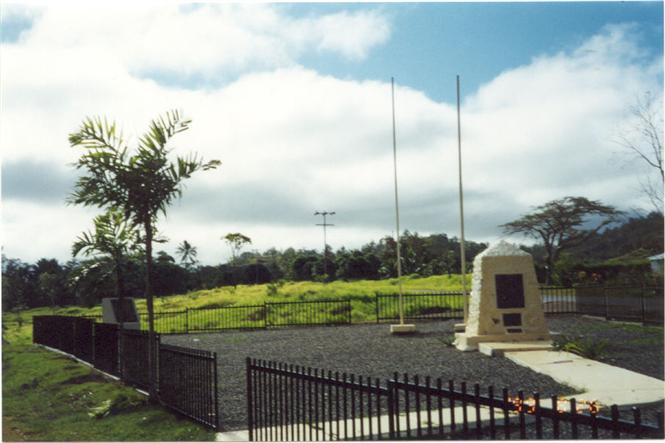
(1, 231), (487, 311)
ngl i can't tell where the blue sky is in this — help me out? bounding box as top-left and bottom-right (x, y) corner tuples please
(289, 2), (663, 102)
(1, 2), (663, 264)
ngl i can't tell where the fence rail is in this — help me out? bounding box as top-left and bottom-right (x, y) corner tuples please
(376, 292), (464, 322)
(120, 329), (160, 391)
(159, 344), (219, 430)
(247, 358), (389, 441)
(246, 359), (664, 441)
(67, 285), (663, 337)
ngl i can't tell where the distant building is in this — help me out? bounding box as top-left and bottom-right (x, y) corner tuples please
(648, 253), (664, 274)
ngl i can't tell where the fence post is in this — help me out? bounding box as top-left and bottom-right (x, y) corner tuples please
(604, 287), (609, 320)
(185, 308), (189, 334)
(387, 379), (395, 439)
(640, 283), (646, 324)
(347, 300), (352, 324)
(375, 293), (380, 323)
(246, 357), (254, 440)
(264, 302), (269, 329)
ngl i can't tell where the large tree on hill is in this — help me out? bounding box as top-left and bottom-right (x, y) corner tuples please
(68, 109), (220, 399)
(223, 232), (252, 263)
(501, 196), (621, 283)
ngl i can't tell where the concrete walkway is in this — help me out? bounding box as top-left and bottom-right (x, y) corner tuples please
(505, 349), (665, 406)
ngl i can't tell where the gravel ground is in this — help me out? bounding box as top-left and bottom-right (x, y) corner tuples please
(164, 319), (575, 431)
(163, 315), (663, 432)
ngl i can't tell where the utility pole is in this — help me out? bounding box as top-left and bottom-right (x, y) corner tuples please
(314, 211), (335, 279)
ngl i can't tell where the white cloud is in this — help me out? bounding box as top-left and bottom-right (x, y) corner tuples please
(7, 4), (389, 82)
(1, 8), (662, 264)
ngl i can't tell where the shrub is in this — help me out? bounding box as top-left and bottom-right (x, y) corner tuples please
(553, 335), (609, 359)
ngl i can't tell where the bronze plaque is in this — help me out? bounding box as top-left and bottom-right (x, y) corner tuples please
(495, 274), (525, 309)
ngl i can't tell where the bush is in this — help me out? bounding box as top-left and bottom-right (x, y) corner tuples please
(553, 335), (609, 359)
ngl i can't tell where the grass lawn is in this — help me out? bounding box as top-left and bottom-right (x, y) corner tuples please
(2, 319), (216, 441)
(2, 340), (216, 441)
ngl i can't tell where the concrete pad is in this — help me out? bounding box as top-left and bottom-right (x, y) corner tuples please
(505, 350), (665, 406)
(215, 430), (249, 441)
(453, 323), (466, 333)
(390, 324), (417, 334)
(478, 341), (553, 357)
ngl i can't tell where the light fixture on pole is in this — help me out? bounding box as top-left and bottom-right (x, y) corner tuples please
(314, 211), (335, 279)
(389, 77), (415, 335)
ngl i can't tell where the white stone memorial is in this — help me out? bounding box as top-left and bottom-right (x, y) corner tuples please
(454, 241), (550, 351)
(101, 297), (140, 330)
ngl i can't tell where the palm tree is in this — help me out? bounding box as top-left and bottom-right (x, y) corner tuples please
(176, 240), (198, 269)
(68, 109), (220, 398)
(72, 209), (141, 303)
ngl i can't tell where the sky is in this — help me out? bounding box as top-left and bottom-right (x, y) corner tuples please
(1, 1), (663, 265)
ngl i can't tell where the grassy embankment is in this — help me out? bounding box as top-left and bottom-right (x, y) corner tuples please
(4, 274), (469, 333)
(2, 275), (465, 441)
(2, 318), (215, 441)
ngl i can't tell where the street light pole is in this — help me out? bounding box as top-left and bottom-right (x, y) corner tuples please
(314, 211), (335, 279)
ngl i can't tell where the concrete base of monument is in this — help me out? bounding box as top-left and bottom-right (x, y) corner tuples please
(454, 332), (550, 352)
(453, 323), (466, 333)
(478, 341), (553, 357)
(390, 323), (417, 334)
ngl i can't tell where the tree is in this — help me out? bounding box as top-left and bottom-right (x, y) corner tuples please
(223, 233), (251, 263)
(72, 209), (141, 303)
(68, 109), (220, 398)
(501, 196), (621, 283)
(176, 240), (198, 269)
(617, 92), (663, 214)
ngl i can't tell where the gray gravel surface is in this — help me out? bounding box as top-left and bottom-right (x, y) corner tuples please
(164, 320), (577, 431)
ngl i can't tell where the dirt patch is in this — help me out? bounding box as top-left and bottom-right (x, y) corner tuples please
(2, 417), (27, 442)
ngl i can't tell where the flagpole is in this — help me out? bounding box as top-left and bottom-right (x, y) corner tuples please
(391, 77), (405, 325)
(456, 75), (469, 322)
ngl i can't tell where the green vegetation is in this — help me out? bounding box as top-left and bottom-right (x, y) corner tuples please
(2, 342), (215, 441)
(553, 335), (610, 359)
(3, 275), (470, 337)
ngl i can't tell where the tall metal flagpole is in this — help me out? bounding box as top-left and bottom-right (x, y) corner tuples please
(391, 77), (405, 325)
(456, 75), (469, 322)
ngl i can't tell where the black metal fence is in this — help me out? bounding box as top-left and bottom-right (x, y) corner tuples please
(160, 344), (219, 429)
(92, 322), (120, 376)
(32, 316), (220, 430)
(266, 300), (352, 327)
(578, 286), (664, 324)
(70, 285), (663, 338)
(376, 292), (464, 322)
(246, 359), (664, 441)
(120, 329), (160, 391)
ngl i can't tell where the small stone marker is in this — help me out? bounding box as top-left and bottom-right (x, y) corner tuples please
(454, 241), (550, 351)
(101, 297), (141, 330)
(390, 323), (417, 334)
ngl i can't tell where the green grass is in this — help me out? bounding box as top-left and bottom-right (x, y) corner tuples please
(4, 274), (469, 336)
(1, 275), (465, 440)
(2, 343), (215, 441)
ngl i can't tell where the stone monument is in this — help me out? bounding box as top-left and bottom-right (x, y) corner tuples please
(101, 297), (140, 330)
(454, 241), (550, 351)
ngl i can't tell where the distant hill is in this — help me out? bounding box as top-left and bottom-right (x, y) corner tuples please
(569, 211), (663, 263)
